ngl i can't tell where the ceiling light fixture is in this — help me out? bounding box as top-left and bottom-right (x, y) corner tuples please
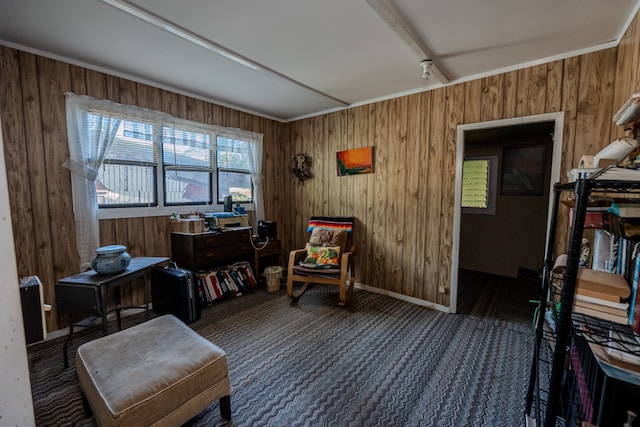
(420, 59), (433, 80)
(99, 0), (349, 108)
(366, 0), (451, 83)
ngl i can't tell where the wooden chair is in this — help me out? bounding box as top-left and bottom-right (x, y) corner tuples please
(286, 216), (356, 306)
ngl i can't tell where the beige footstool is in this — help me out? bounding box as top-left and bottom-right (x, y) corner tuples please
(76, 314), (231, 427)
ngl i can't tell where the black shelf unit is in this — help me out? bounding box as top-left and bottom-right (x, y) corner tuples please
(525, 167), (640, 427)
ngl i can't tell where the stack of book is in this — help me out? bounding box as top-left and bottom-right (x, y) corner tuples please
(195, 261), (257, 304)
(608, 201), (640, 218)
(573, 268), (630, 324)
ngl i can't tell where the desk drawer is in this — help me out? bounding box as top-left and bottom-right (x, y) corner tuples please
(257, 241), (280, 257)
(55, 284), (101, 315)
(194, 243), (251, 266)
(193, 229), (250, 250)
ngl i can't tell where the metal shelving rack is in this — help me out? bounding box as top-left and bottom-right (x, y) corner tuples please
(525, 167), (640, 427)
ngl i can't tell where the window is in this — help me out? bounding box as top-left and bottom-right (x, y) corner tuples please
(98, 119), (157, 207)
(461, 155), (498, 215)
(65, 94), (262, 220)
(216, 137), (252, 203)
(100, 124), (256, 210)
(162, 127), (213, 206)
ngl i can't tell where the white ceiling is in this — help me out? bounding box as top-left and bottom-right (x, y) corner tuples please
(1, 0), (638, 122)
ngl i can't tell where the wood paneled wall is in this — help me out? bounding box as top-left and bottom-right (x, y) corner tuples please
(4, 14), (640, 331)
(0, 46), (290, 332)
(287, 48), (620, 308)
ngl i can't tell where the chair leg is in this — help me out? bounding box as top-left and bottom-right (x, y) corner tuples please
(288, 274), (312, 300)
(338, 281), (347, 306)
(219, 395), (231, 421)
(286, 274), (294, 298)
(292, 282), (311, 299)
(347, 267), (356, 301)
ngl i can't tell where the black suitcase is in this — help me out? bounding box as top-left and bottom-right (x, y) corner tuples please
(151, 264), (201, 324)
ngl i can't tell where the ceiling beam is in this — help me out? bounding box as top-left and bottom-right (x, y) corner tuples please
(99, 0), (350, 108)
(366, 0), (452, 83)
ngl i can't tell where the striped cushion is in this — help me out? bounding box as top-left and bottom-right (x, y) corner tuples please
(306, 216), (355, 234)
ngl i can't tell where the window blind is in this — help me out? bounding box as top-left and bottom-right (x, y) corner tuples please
(462, 159), (490, 208)
(104, 119), (156, 164)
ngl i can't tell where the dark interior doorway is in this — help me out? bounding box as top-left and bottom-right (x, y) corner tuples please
(459, 121), (555, 281)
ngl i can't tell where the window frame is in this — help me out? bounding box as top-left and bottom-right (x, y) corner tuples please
(461, 155), (498, 215)
(85, 108), (259, 221)
(97, 117), (159, 209)
(161, 125), (215, 207)
(215, 136), (254, 205)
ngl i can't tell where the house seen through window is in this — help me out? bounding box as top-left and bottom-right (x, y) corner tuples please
(95, 117), (253, 210)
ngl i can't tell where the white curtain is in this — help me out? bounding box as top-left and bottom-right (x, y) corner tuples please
(64, 93), (122, 270)
(247, 134), (264, 231)
(220, 128), (265, 231)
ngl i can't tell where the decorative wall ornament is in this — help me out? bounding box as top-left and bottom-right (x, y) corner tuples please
(291, 153), (312, 182)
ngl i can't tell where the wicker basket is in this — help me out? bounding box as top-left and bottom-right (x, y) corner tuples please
(264, 266), (283, 292)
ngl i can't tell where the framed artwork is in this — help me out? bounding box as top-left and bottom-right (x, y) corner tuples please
(336, 147), (374, 176)
(501, 144), (547, 196)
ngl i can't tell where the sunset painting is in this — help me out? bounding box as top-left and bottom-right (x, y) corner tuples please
(336, 147), (373, 176)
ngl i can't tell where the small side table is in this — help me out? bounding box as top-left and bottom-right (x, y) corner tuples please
(253, 239), (281, 280)
(56, 256), (169, 367)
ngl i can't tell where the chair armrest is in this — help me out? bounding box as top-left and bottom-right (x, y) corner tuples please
(339, 250), (355, 276)
(288, 249), (307, 270)
(340, 250), (354, 262)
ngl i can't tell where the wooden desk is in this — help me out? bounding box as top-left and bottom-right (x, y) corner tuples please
(56, 256), (169, 367)
(171, 228), (252, 271)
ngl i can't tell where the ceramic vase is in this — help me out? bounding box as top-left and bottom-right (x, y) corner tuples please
(92, 245), (131, 275)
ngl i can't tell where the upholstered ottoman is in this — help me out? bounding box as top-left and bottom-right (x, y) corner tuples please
(76, 315), (231, 427)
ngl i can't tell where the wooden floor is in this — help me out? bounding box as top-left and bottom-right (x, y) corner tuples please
(457, 269), (539, 323)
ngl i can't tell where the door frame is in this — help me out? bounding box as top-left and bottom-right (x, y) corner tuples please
(449, 112), (564, 313)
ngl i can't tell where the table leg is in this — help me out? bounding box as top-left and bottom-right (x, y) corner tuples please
(100, 286), (108, 336)
(62, 314), (74, 368)
(144, 273), (150, 311)
(114, 286), (122, 331)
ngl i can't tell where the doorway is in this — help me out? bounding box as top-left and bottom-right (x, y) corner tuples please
(449, 113), (564, 313)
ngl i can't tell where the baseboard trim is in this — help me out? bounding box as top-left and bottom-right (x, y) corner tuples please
(354, 283), (451, 313)
(37, 307), (149, 343)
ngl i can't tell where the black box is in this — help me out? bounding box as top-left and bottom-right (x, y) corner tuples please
(258, 220), (277, 241)
(151, 266), (201, 324)
(20, 276), (46, 344)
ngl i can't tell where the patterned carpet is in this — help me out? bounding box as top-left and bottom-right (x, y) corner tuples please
(27, 273), (537, 426)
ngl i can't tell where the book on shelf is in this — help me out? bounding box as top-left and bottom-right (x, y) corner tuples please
(574, 298), (629, 317)
(632, 253), (640, 333)
(577, 287), (627, 303)
(573, 303), (629, 324)
(574, 293), (630, 310)
(573, 285), (630, 324)
(215, 270), (232, 296)
(196, 277), (207, 304)
(629, 247), (640, 324)
(608, 202), (640, 218)
(633, 290), (640, 334)
(206, 273), (222, 300)
(576, 268), (630, 303)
